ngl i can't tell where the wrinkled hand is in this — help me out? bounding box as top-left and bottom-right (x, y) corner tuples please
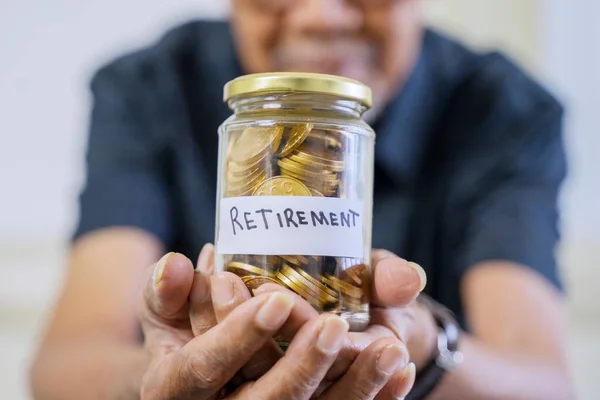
(252, 249), (436, 399)
(137, 246), (415, 400)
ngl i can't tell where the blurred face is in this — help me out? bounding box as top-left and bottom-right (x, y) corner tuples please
(230, 0), (423, 114)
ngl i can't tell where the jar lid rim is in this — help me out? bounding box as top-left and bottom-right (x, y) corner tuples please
(223, 72), (373, 108)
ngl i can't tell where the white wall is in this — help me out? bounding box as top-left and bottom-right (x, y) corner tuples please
(0, 0), (227, 244)
(0, 1), (598, 399)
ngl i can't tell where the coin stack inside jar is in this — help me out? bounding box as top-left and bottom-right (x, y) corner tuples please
(222, 123), (369, 316)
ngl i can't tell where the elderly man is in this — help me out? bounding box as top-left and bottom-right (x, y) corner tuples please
(31, 0), (572, 399)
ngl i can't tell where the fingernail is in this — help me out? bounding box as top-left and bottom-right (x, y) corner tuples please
(255, 292), (295, 329)
(154, 252), (173, 285)
(377, 344), (406, 375)
(396, 362), (416, 398)
(196, 243), (214, 274)
(407, 262), (427, 292)
(211, 274), (235, 306)
(316, 316), (349, 354)
(402, 362), (416, 378)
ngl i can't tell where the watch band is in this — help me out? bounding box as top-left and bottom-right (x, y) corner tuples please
(406, 294), (464, 400)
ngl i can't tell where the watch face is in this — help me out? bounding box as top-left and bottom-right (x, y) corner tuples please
(436, 349), (464, 371)
(435, 330), (464, 371)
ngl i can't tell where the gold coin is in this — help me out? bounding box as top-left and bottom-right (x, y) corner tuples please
(345, 267), (363, 285)
(226, 179), (266, 198)
(279, 170), (339, 192)
(227, 179), (267, 197)
(227, 262), (273, 277)
(280, 265), (323, 300)
(226, 169), (266, 192)
(279, 124), (313, 158)
(304, 129), (343, 152)
(225, 132), (238, 162)
(284, 255), (309, 265)
(230, 126), (284, 164)
(227, 155), (269, 177)
(295, 267), (339, 298)
(278, 164), (339, 185)
(252, 176), (311, 196)
(275, 271), (325, 308)
(277, 158), (338, 180)
(249, 255), (281, 269)
(281, 265), (337, 303)
(295, 147), (344, 169)
(242, 276), (282, 291)
(321, 275), (363, 299)
(278, 255), (305, 267)
(297, 255), (310, 264)
(227, 163), (262, 182)
(278, 170), (338, 196)
(309, 188), (325, 197)
(289, 152), (345, 173)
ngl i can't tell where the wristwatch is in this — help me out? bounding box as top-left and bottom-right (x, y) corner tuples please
(406, 294), (464, 400)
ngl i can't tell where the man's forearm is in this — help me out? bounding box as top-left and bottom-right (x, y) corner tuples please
(31, 339), (150, 400)
(428, 334), (572, 400)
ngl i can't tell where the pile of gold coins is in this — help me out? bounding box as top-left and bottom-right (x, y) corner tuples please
(225, 124), (345, 198)
(225, 255), (368, 313)
(222, 123), (369, 313)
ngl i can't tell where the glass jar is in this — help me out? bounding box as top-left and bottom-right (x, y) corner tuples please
(214, 73), (375, 332)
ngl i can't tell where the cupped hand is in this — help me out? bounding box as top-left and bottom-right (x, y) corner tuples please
(138, 246), (413, 400)
(241, 249), (436, 399)
(137, 250), (299, 399)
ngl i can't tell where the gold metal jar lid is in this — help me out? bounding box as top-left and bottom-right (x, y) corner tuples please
(223, 72), (372, 108)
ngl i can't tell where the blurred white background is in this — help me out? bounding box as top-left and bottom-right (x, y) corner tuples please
(0, 0), (598, 398)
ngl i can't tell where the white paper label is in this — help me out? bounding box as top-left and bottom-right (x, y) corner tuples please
(217, 196), (364, 257)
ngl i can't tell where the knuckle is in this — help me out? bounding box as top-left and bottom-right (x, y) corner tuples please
(346, 383), (378, 400)
(341, 366), (389, 400)
(191, 321), (214, 335)
(184, 349), (227, 390)
(287, 362), (322, 394)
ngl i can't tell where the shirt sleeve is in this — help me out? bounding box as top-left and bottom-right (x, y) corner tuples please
(72, 63), (173, 245)
(451, 93), (567, 290)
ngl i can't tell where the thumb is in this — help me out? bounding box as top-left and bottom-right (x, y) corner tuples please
(371, 250), (427, 307)
(139, 252), (194, 331)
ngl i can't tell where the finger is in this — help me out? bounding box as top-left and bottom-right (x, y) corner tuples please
(211, 272), (251, 322)
(247, 284), (321, 381)
(189, 244), (217, 336)
(163, 292), (295, 399)
(323, 337), (409, 400)
(209, 273), (283, 381)
(324, 324), (395, 381)
(254, 283), (399, 382)
(139, 253), (194, 330)
(374, 362), (416, 400)
(253, 283), (320, 338)
(196, 243), (215, 275)
(189, 271), (216, 336)
(371, 249), (426, 307)
(239, 314), (349, 400)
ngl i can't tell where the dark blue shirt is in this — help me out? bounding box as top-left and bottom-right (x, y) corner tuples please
(74, 21), (567, 327)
